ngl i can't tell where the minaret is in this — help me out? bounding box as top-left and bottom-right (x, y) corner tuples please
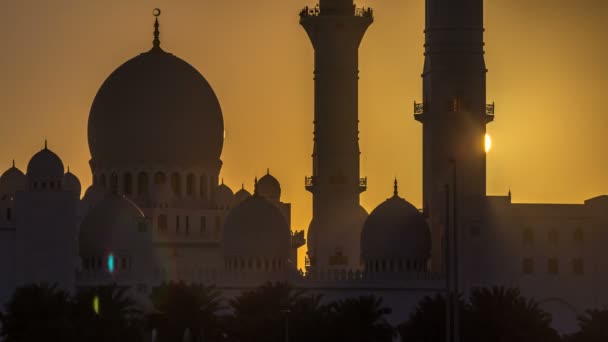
(300, 0), (373, 271)
(415, 0), (493, 271)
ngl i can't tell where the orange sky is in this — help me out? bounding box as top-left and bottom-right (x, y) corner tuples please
(2, 0), (608, 266)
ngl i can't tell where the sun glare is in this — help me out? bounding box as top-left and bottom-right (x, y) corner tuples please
(485, 133), (492, 153)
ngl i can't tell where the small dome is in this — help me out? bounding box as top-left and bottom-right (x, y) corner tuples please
(0, 163), (26, 198)
(27, 144), (64, 181)
(63, 170), (81, 198)
(232, 185), (251, 206)
(361, 182), (431, 269)
(215, 181), (233, 207)
(257, 170), (281, 202)
(82, 184), (106, 209)
(222, 195), (290, 259)
(79, 195), (157, 280)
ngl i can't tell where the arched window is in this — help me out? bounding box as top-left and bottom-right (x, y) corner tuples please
(123, 173), (133, 195)
(200, 174), (208, 198)
(171, 173), (181, 196)
(176, 216), (181, 234)
(137, 172), (149, 196)
(186, 174), (195, 196)
(215, 216), (221, 232)
(157, 215), (168, 234)
(185, 216), (190, 236)
(154, 172), (166, 185)
(548, 229), (559, 244)
(6, 208), (11, 221)
(110, 174), (118, 193)
(200, 216), (207, 235)
(523, 228), (534, 244)
(574, 228), (584, 243)
(99, 174), (107, 187)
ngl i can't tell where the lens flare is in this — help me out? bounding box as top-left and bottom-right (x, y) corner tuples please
(485, 133), (492, 153)
(107, 253), (115, 273)
(93, 295), (100, 315)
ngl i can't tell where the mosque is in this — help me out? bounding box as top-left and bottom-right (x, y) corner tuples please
(0, 0), (607, 334)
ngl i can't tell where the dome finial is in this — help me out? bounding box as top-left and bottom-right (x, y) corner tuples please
(241, 183), (245, 190)
(152, 8), (162, 50)
(44, 139), (48, 150)
(267, 168), (270, 175)
(393, 178), (399, 197)
(221, 178), (224, 185)
(12, 159), (15, 168)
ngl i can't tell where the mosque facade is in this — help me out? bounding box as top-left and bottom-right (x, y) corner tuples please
(0, 0), (607, 335)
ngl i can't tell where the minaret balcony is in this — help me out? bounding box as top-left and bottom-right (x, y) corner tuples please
(359, 177), (368, 193)
(485, 102), (495, 123)
(414, 101), (425, 122)
(299, 5), (374, 19)
(305, 176), (316, 192)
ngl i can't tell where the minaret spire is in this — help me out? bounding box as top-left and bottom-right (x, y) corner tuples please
(152, 8), (162, 51)
(393, 178), (399, 197)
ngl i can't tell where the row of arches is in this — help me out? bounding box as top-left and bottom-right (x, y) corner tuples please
(364, 259), (428, 273)
(224, 257), (287, 272)
(96, 172), (214, 199)
(155, 214), (223, 238)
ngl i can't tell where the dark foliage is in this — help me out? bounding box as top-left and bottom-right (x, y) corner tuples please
(149, 282), (224, 342)
(565, 309), (608, 342)
(0, 283), (77, 342)
(72, 285), (143, 342)
(326, 295), (395, 342)
(400, 287), (560, 342)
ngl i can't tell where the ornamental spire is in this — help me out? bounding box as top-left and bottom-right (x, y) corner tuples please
(152, 8), (162, 50)
(254, 177), (259, 195)
(393, 178), (399, 197)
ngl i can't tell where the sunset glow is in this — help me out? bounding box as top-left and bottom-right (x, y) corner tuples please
(485, 134), (492, 153)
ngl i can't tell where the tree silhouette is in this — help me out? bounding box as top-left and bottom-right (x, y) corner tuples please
(565, 308), (608, 342)
(72, 285), (143, 342)
(399, 287), (559, 342)
(467, 287), (560, 342)
(228, 282), (304, 342)
(327, 295), (394, 342)
(399, 294), (465, 342)
(0, 283), (77, 342)
(149, 282), (224, 342)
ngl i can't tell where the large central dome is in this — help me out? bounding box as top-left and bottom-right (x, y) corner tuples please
(88, 48), (224, 169)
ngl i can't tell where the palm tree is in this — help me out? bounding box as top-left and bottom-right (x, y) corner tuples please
(564, 308), (608, 342)
(0, 283), (77, 342)
(399, 294), (465, 342)
(149, 282), (224, 342)
(466, 287), (560, 342)
(72, 284), (143, 342)
(228, 282), (303, 342)
(327, 295), (394, 342)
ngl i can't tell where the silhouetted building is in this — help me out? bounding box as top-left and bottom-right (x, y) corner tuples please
(0, 0), (606, 336)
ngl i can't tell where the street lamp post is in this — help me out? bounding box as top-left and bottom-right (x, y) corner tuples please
(449, 159), (460, 342)
(283, 309), (291, 342)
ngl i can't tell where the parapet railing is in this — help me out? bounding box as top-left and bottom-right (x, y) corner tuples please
(299, 5), (374, 19)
